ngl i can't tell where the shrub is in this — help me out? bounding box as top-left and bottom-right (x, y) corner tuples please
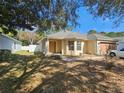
(0, 49), (11, 61)
(34, 51), (45, 57)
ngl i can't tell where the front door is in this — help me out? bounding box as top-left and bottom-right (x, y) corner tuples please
(49, 41), (56, 53)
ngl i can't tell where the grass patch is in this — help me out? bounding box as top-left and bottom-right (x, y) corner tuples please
(14, 50), (34, 55)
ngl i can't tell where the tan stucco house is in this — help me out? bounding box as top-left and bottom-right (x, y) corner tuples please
(39, 31), (116, 56)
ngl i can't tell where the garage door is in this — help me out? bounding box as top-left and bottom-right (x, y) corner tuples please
(99, 42), (116, 55)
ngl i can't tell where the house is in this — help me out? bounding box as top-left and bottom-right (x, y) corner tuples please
(0, 33), (22, 53)
(87, 34), (117, 55)
(39, 31), (116, 56)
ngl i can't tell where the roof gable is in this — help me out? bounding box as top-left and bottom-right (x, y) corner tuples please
(0, 34), (22, 43)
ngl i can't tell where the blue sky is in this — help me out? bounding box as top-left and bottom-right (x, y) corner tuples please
(73, 8), (124, 33)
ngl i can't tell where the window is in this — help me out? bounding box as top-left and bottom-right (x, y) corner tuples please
(120, 48), (124, 51)
(68, 41), (74, 50)
(77, 41), (81, 50)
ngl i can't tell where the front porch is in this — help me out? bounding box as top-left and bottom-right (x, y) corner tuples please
(49, 40), (62, 54)
(46, 39), (85, 56)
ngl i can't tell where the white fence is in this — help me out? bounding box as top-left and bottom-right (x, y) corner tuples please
(21, 45), (41, 52)
(21, 46), (29, 51)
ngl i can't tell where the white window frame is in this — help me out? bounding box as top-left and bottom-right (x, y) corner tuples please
(77, 41), (81, 50)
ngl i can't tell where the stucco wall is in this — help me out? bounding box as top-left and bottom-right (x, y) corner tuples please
(64, 40), (84, 56)
(85, 40), (97, 55)
(41, 39), (85, 56)
(56, 40), (62, 53)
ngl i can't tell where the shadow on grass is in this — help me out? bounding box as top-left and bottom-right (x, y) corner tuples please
(30, 59), (124, 93)
(0, 55), (124, 93)
(0, 53), (46, 93)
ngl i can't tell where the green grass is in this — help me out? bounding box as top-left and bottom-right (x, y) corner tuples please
(14, 50), (34, 55)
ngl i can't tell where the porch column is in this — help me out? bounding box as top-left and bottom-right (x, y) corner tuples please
(46, 39), (49, 55)
(74, 40), (77, 55)
(82, 42), (84, 54)
(61, 40), (64, 55)
(96, 41), (100, 55)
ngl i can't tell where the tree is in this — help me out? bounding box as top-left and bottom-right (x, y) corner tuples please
(17, 31), (41, 45)
(99, 32), (106, 35)
(82, 0), (124, 25)
(105, 32), (124, 37)
(88, 30), (97, 34)
(1, 0), (124, 35)
(0, 0), (81, 34)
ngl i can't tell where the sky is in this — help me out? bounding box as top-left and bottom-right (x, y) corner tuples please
(73, 8), (124, 34)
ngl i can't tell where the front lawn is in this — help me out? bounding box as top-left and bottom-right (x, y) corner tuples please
(14, 50), (34, 55)
(0, 55), (124, 93)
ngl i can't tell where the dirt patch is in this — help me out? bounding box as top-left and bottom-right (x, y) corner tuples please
(0, 55), (124, 93)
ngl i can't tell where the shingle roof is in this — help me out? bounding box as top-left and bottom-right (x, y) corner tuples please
(47, 31), (88, 40)
(0, 33), (22, 43)
(87, 34), (114, 41)
(112, 37), (124, 41)
(42, 31), (115, 41)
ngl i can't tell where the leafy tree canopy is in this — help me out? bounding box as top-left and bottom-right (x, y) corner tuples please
(88, 30), (97, 34)
(17, 31), (41, 45)
(105, 32), (124, 37)
(0, 0), (81, 35)
(1, 0), (124, 35)
(83, 0), (124, 25)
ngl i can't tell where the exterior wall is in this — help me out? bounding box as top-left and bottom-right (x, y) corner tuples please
(0, 35), (22, 52)
(83, 41), (87, 54)
(41, 38), (47, 54)
(40, 38), (117, 56)
(41, 39), (85, 56)
(13, 42), (22, 52)
(61, 40), (66, 55)
(64, 40), (84, 56)
(0, 35), (13, 51)
(56, 40), (62, 53)
(96, 41), (101, 55)
(85, 40), (97, 55)
(38, 38), (48, 54)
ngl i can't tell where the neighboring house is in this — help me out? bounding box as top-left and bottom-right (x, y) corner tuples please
(39, 31), (116, 56)
(0, 33), (22, 53)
